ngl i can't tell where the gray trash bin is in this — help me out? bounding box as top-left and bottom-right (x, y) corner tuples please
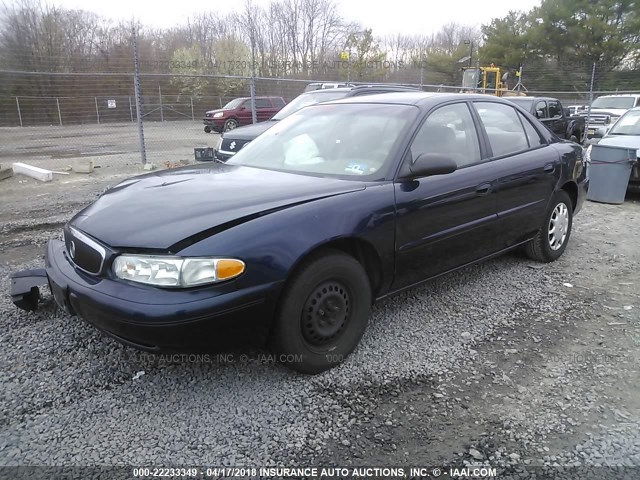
(586, 144), (637, 204)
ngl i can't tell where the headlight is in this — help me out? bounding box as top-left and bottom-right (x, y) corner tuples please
(113, 255), (245, 287)
(213, 112), (224, 118)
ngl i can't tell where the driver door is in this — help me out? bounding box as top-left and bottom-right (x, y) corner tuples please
(392, 102), (500, 290)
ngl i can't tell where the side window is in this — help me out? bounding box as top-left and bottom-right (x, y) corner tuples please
(254, 98), (272, 109)
(535, 101), (548, 119)
(518, 112), (546, 147)
(410, 103), (481, 168)
(242, 100), (252, 109)
(548, 101), (562, 118)
(272, 98), (285, 108)
(474, 102), (530, 157)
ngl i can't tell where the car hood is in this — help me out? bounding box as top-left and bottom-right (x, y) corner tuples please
(599, 136), (640, 154)
(222, 121), (277, 141)
(71, 164), (366, 251)
(587, 108), (629, 117)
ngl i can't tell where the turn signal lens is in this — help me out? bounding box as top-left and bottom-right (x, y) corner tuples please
(216, 259), (245, 280)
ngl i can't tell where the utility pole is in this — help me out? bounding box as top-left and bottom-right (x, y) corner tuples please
(464, 39), (473, 67)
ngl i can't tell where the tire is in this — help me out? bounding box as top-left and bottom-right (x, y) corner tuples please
(223, 118), (238, 132)
(270, 250), (372, 374)
(204, 125), (212, 133)
(524, 190), (573, 262)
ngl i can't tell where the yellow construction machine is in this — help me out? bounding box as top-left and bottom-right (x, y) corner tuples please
(461, 64), (527, 96)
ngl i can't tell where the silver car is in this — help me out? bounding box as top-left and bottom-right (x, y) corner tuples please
(587, 107), (640, 189)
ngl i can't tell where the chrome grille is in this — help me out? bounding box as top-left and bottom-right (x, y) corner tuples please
(64, 227), (106, 275)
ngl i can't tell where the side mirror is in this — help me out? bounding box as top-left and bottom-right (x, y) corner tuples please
(405, 153), (458, 178)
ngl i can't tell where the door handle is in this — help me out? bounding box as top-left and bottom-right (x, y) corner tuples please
(475, 183), (492, 195)
(544, 164), (556, 174)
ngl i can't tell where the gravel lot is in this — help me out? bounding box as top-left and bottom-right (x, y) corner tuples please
(0, 166), (639, 479)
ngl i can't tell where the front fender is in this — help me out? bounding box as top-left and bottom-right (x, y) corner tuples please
(177, 183), (397, 299)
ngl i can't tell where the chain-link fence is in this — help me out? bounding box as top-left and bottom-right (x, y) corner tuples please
(1, 63), (639, 172)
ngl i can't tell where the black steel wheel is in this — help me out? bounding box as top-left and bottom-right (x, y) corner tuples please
(270, 250), (372, 374)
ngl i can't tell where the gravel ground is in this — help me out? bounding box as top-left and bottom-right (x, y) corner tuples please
(0, 121), (219, 171)
(0, 167), (639, 479)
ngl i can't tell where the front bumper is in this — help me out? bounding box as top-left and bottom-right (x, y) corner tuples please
(213, 149), (234, 162)
(11, 240), (280, 351)
(203, 118), (224, 130)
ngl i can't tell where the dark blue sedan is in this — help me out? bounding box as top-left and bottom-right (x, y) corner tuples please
(11, 93), (589, 373)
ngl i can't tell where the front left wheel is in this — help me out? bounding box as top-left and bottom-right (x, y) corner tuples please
(270, 250), (372, 374)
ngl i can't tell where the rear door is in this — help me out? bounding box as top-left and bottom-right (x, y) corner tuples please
(472, 101), (560, 247)
(392, 101), (500, 290)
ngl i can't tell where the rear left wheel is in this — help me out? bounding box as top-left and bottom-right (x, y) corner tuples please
(524, 190), (573, 262)
(270, 250), (372, 374)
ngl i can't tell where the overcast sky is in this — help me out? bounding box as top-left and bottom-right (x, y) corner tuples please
(40, 0), (541, 36)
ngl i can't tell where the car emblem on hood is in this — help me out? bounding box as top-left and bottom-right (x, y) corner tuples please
(230, 141), (236, 150)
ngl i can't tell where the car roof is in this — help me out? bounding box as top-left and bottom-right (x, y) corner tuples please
(325, 91), (516, 107)
(596, 94), (640, 98)
(234, 96), (284, 100)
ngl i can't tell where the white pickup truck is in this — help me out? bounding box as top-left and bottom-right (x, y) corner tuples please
(581, 94), (640, 139)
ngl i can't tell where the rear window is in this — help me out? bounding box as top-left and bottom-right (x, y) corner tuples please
(474, 102), (530, 157)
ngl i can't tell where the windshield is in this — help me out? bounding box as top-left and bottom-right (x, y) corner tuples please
(609, 110), (640, 136)
(272, 91), (349, 120)
(228, 103), (417, 179)
(462, 69), (480, 90)
(591, 96), (636, 110)
(222, 98), (244, 110)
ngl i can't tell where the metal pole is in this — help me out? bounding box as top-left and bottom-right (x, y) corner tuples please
(419, 55), (424, 88)
(250, 25), (257, 124)
(469, 41), (473, 67)
(159, 85), (164, 122)
(190, 96), (194, 121)
(584, 62), (596, 137)
(56, 97), (62, 126)
(129, 96), (134, 122)
(16, 97), (23, 127)
(95, 97), (100, 124)
(132, 27), (147, 164)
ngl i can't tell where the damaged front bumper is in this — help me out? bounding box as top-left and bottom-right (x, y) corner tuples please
(10, 268), (49, 311)
(10, 239), (278, 351)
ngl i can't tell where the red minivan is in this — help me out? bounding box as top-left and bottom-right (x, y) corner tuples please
(203, 96), (286, 133)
